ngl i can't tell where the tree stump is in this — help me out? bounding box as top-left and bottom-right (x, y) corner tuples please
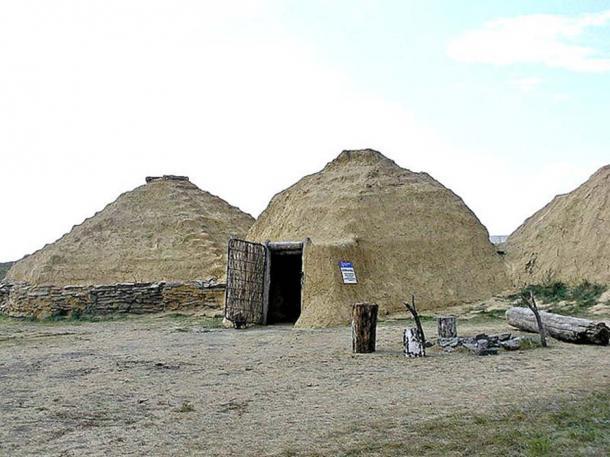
(437, 316), (457, 338)
(404, 327), (425, 357)
(351, 303), (378, 353)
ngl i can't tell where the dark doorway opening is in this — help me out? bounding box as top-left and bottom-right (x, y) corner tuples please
(267, 248), (302, 324)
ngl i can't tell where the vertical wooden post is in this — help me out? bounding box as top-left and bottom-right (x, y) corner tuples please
(404, 327), (425, 357)
(524, 291), (547, 347)
(262, 241), (271, 325)
(351, 303), (378, 353)
(437, 316), (457, 338)
(403, 295), (426, 349)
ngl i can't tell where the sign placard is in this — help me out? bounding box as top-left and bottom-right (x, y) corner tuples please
(339, 261), (358, 284)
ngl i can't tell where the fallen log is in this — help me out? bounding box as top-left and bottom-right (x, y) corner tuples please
(506, 307), (609, 345)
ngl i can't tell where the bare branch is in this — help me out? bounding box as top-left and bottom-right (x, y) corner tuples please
(523, 290), (547, 347)
(403, 294), (426, 353)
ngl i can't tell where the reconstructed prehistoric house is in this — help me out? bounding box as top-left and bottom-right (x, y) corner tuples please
(7, 175), (254, 285)
(223, 149), (509, 327)
(2, 176), (254, 318)
(505, 165), (610, 286)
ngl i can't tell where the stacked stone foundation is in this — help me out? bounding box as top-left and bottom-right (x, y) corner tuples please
(0, 280), (224, 319)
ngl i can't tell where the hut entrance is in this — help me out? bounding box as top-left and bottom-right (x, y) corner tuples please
(266, 242), (303, 324)
(224, 239), (303, 326)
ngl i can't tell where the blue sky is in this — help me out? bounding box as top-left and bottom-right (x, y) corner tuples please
(1, 1), (609, 261)
(278, 0), (610, 165)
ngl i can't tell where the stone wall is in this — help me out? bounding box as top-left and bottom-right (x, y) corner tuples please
(0, 283), (11, 311)
(0, 280), (225, 319)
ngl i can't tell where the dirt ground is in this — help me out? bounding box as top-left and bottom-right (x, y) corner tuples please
(0, 315), (609, 457)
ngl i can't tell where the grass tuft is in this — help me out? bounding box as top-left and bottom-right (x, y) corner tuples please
(176, 401), (195, 413)
(512, 281), (607, 315)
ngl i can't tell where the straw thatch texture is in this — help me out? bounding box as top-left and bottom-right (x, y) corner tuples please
(505, 165), (610, 286)
(248, 149), (509, 327)
(7, 177), (254, 285)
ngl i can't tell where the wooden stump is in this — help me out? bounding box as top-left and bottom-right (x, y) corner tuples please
(351, 303), (378, 353)
(437, 316), (457, 338)
(404, 327), (425, 357)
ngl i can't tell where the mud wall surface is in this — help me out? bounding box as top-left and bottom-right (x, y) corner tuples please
(0, 281), (224, 319)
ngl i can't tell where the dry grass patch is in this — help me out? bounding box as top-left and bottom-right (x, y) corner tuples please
(282, 390), (610, 456)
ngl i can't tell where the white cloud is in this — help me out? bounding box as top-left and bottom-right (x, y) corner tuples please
(510, 77), (543, 93)
(448, 10), (610, 72)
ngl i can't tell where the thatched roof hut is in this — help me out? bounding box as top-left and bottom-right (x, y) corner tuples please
(7, 176), (254, 285)
(505, 165), (610, 286)
(239, 149), (509, 327)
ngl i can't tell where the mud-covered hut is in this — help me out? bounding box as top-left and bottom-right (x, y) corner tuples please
(7, 176), (254, 285)
(505, 165), (610, 286)
(224, 149), (509, 327)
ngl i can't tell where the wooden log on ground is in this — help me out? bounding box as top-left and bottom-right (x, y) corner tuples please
(351, 303), (378, 353)
(506, 307), (609, 345)
(437, 316), (457, 338)
(404, 327), (425, 357)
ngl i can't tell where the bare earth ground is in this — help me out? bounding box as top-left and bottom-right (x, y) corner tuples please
(0, 315), (609, 457)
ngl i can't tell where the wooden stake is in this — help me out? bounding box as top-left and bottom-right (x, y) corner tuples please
(403, 294), (426, 356)
(351, 303), (378, 353)
(524, 291), (547, 347)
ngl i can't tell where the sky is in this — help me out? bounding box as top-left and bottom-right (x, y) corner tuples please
(1, 0), (609, 262)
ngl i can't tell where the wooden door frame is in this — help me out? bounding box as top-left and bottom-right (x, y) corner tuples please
(262, 240), (305, 325)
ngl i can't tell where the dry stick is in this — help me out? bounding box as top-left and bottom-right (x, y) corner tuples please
(524, 291), (547, 347)
(404, 294), (426, 350)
